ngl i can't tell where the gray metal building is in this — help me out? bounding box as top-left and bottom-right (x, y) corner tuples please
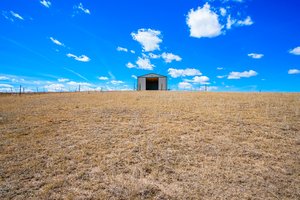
(137, 73), (167, 91)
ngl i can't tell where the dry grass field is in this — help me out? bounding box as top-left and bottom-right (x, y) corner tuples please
(0, 92), (299, 199)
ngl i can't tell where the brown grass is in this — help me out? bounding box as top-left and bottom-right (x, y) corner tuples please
(0, 92), (299, 199)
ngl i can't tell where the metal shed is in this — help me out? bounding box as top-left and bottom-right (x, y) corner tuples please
(137, 73), (167, 91)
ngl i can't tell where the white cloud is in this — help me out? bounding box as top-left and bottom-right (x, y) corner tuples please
(186, 3), (222, 38)
(98, 76), (109, 80)
(217, 75), (225, 79)
(237, 16), (253, 26)
(108, 72), (115, 80)
(226, 15), (236, 29)
(148, 53), (161, 59)
(131, 75), (137, 79)
(130, 50), (135, 54)
(217, 67), (223, 70)
(228, 70), (258, 79)
(50, 37), (64, 46)
(136, 57), (154, 70)
(141, 53), (149, 58)
(67, 53), (90, 62)
(289, 47), (300, 55)
(58, 78), (69, 82)
(248, 53), (264, 59)
(10, 11), (24, 20)
(64, 67), (89, 81)
(131, 29), (162, 52)
(185, 76), (210, 84)
(227, 15), (253, 29)
(74, 3), (90, 15)
(0, 84), (13, 88)
(6, 11), (24, 21)
(168, 68), (202, 78)
(45, 84), (66, 92)
(111, 80), (124, 85)
(65, 81), (93, 91)
(67, 81), (91, 87)
(0, 76), (10, 80)
(40, 0), (51, 8)
(178, 82), (193, 90)
(220, 8), (227, 16)
(126, 62), (136, 69)
(161, 52), (182, 63)
(2, 11), (25, 21)
(288, 69), (300, 75)
(117, 46), (128, 52)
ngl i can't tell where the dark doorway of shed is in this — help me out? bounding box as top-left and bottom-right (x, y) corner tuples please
(146, 77), (159, 90)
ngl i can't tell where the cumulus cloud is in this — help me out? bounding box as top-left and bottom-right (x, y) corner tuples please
(217, 75), (226, 79)
(217, 67), (223, 70)
(67, 81), (91, 87)
(117, 47), (135, 54)
(148, 53), (161, 59)
(98, 76), (109, 80)
(58, 78), (69, 82)
(227, 15), (253, 29)
(178, 82), (193, 90)
(186, 3), (222, 38)
(184, 76), (210, 84)
(136, 57), (154, 70)
(111, 80), (124, 85)
(40, 0), (51, 8)
(237, 16), (253, 26)
(50, 37), (64, 46)
(228, 70), (258, 79)
(131, 29), (162, 52)
(65, 81), (93, 91)
(288, 69), (300, 75)
(45, 84), (66, 92)
(117, 46), (128, 52)
(289, 47), (300, 55)
(161, 52), (182, 63)
(126, 62), (136, 69)
(73, 3), (90, 15)
(67, 53), (90, 62)
(220, 8), (227, 16)
(248, 53), (264, 59)
(186, 2), (253, 35)
(168, 68), (202, 78)
(226, 15), (236, 29)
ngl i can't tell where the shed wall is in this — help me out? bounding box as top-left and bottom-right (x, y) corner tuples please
(138, 77), (146, 90)
(159, 77), (167, 90)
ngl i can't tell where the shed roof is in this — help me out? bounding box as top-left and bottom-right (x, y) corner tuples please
(138, 73), (167, 78)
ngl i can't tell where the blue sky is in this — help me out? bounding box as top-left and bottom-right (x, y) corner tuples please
(0, 0), (300, 92)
